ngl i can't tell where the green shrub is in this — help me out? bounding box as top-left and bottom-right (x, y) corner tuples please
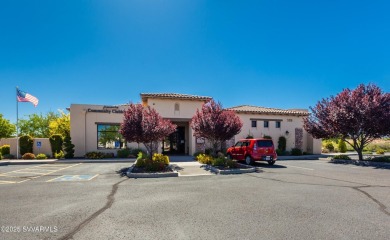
(135, 158), (146, 167)
(19, 135), (33, 155)
(0, 152), (2, 160)
(2, 154), (15, 159)
(49, 134), (63, 157)
(117, 148), (132, 158)
(226, 159), (237, 168)
(291, 148), (302, 156)
(211, 157), (226, 166)
(338, 140), (347, 153)
(263, 135), (272, 140)
(196, 154), (213, 164)
(333, 155), (351, 160)
(104, 152), (115, 158)
(55, 150), (65, 159)
(36, 153), (48, 159)
(276, 149), (289, 156)
(137, 151), (148, 161)
(277, 136), (287, 151)
(63, 135), (75, 159)
(370, 156), (390, 163)
(193, 151), (203, 158)
(152, 153), (170, 165)
(376, 148), (385, 155)
(325, 142), (335, 152)
(22, 153), (35, 160)
(85, 151), (105, 159)
(144, 159), (166, 171)
(1, 144), (10, 155)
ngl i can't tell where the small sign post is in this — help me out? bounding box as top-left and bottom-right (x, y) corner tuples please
(36, 141), (41, 154)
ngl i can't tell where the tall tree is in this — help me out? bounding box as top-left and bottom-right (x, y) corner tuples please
(120, 103), (177, 158)
(0, 114), (16, 138)
(304, 84), (390, 160)
(191, 100), (243, 156)
(19, 112), (59, 138)
(49, 111), (70, 137)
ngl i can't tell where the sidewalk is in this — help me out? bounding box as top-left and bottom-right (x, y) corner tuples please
(0, 158), (136, 166)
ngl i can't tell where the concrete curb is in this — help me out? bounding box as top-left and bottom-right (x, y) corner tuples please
(206, 163), (257, 175)
(330, 159), (390, 167)
(126, 165), (179, 178)
(0, 161), (10, 166)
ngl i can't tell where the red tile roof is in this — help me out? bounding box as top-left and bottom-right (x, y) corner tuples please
(140, 93), (212, 101)
(227, 105), (309, 116)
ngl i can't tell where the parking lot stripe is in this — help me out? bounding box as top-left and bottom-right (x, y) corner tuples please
(0, 180), (17, 184)
(0, 164), (82, 184)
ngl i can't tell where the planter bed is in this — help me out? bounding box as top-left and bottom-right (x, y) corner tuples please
(205, 162), (257, 175)
(126, 165), (179, 178)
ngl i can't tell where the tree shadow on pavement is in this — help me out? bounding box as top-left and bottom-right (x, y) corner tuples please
(116, 167), (130, 177)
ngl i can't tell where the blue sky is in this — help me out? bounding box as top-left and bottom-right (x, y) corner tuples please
(1, 0), (389, 123)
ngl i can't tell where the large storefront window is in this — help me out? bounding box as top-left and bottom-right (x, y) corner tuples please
(97, 124), (124, 149)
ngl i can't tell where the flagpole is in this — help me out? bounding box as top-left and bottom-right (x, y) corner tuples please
(16, 87), (19, 159)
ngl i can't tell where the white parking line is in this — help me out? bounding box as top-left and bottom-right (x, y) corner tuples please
(0, 164), (82, 184)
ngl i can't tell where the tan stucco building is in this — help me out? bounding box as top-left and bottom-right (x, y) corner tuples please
(70, 93), (321, 157)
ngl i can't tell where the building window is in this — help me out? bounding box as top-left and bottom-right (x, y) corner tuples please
(264, 121), (269, 128)
(97, 124), (124, 149)
(276, 121), (281, 128)
(251, 120), (257, 128)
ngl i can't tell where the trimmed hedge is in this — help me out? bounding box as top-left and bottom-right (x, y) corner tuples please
(1, 145), (10, 155)
(19, 135), (33, 155)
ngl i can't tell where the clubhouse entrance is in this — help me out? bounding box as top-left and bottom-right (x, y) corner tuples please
(162, 123), (189, 155)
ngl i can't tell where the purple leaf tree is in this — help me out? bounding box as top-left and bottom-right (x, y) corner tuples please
(191, 100), (243, 156)
(120, 103), (177, 158)
(304, 84), (390, 160)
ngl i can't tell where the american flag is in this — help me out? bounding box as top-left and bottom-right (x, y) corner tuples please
(17, 89), (39, 107)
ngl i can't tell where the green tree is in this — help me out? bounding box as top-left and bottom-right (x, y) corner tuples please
(49, 112), (70, 137)
(0, 114), (16, 138)
(338, 139), (347, 153)
(18, 112), (59, 138)
(49, 134), (63, 157)
(63, 135), (75, 159)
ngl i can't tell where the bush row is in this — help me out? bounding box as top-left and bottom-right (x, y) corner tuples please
(0, 135), (75, 159)
(196, 153), (237, 168)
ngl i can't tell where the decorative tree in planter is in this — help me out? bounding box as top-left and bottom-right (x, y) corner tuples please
(304, 84), (390, 160)
(120, 103), (177, 158)
(191, 100), (243, 156)
(63, 135), (75, 159)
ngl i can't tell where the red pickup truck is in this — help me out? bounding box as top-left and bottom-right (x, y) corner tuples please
(226, 138), (277, 165)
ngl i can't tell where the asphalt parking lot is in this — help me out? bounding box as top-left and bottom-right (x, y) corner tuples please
(0, 160), (389, 240)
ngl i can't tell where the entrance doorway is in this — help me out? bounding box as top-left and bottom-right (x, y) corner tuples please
(163, 126), (186, 155)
